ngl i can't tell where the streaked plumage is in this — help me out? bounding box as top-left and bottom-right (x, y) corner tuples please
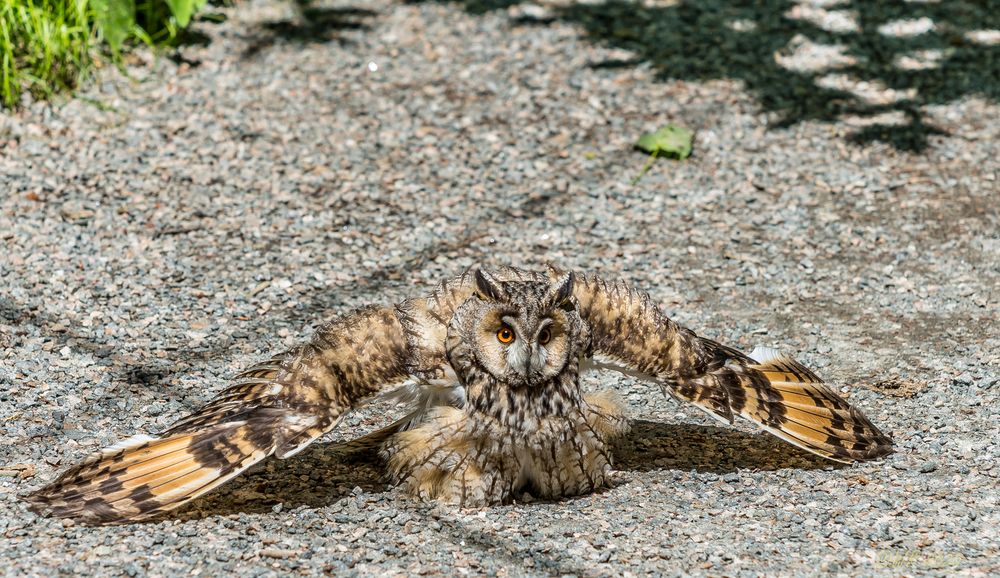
(27, 266), (892, 524)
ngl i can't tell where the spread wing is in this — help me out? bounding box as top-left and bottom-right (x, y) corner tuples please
(27, 273), (479, 524)
(572, 273), (893, 463)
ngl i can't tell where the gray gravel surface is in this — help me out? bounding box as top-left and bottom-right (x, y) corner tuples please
(1, 0), (998, 576)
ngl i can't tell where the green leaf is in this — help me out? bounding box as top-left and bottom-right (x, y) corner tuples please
(91, 0), (136, 54)
(634, 124), (693, 159)
(165, 0), (208, 28)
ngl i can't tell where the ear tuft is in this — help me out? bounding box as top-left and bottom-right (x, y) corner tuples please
(545, 272), (575, 308)
(474, 268), (506, 301)
(544, 262), (566, 281)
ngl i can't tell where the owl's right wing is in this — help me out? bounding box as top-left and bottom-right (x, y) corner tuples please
(572, 273), (893, 464)
(27, 273), (479, 524)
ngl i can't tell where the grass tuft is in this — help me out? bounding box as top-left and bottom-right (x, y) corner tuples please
(0, 0), (207, 109)
(1, 0), (97, 108)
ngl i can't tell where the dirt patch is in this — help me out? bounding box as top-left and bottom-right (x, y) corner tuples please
(860, 376), (929, 398)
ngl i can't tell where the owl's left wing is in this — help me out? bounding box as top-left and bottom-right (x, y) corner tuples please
(572, 273), (893, 463)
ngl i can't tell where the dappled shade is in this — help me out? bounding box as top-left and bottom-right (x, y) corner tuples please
(421, 0), (1000, 151)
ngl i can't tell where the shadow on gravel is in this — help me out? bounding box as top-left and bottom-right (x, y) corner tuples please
(423, 0), (1000, 151)
(168, 417), (833, 522)
(172, 441), (387, 521)
(242, 0), (376, 58)
(1, 296), (118, 359)
(614, 419), (836, 472)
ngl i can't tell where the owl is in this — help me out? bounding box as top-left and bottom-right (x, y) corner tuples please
(27, 266), (893, 524)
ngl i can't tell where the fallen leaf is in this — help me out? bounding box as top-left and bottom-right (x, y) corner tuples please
(635, 124), (694, 159)
(632, 124), (694, 184)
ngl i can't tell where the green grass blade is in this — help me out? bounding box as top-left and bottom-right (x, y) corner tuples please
(92, 0), (136, 54)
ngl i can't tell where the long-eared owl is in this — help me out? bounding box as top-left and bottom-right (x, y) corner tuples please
(28, 266), (892, 524)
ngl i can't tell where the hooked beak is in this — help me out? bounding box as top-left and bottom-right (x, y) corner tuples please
(516, 343), (547, 384)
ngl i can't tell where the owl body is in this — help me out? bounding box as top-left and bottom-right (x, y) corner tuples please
(383, 267), (629, 505)
(28, 266), (893, 524)
(384, 392), (628, 506)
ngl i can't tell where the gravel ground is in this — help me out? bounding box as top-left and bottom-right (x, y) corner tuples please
(1, 0), (998, 576)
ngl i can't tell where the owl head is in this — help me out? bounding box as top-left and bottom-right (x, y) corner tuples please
(446, 268), (586, 390)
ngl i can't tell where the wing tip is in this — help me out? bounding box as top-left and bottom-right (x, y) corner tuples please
(758, 423), (894, 465)
(24, 492), (121, 526)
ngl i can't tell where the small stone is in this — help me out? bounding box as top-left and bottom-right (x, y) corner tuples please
(260, 548), (298, 559)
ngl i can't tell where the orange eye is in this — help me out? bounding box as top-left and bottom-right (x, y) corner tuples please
(497, 326), (515, 344)
(538, 328), (551, 345)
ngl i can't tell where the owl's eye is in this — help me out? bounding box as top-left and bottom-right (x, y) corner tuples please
(538, 328), (552, 345)
(497, 326), (515, 344)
